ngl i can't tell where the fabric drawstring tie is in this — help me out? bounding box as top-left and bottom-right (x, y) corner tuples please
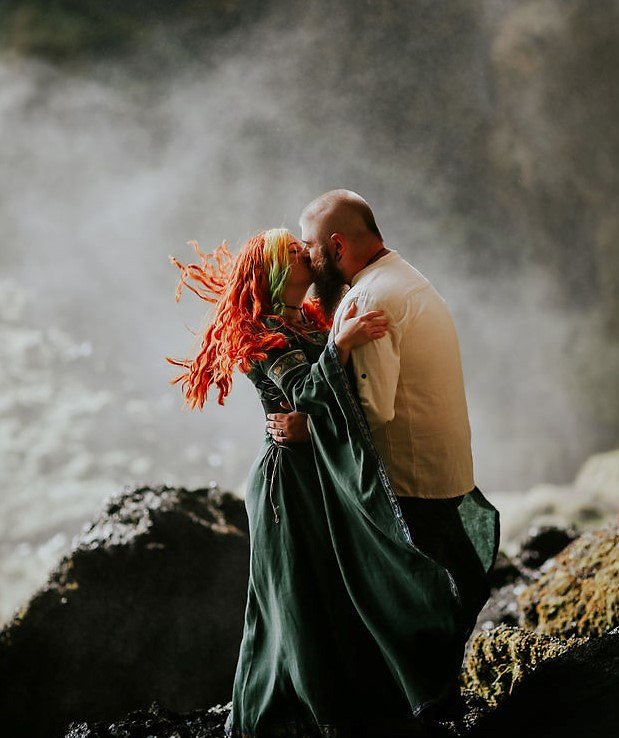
(263, 439), (290, 524)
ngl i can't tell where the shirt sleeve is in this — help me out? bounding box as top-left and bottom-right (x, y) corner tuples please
(348, 293), (402, 432)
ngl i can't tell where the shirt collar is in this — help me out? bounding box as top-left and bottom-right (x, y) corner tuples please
(351, 249), (399, 287)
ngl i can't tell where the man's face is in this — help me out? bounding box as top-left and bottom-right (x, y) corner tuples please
(300, 218), (347, 317)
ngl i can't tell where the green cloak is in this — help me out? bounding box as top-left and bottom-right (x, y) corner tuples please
(225, 325), (500, 737)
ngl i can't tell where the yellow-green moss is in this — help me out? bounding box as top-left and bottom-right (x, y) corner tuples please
(461, 625), (583, 707)
(517, 517), (619, 637)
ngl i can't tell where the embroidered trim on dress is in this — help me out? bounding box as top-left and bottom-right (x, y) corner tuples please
(324, 342), (465, 718)
(267, 350), (309, 383)
(325, 340), (462, 609)
(300, 329), (328, 346)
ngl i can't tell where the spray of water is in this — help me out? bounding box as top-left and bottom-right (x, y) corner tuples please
(1, 0), (618, 622)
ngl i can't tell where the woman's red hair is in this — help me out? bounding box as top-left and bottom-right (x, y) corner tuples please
(166, 231), (330, 409)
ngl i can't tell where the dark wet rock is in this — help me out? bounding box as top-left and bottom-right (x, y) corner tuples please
(0, 484), (249, 738)
(517, 516), (619, 637)
(463, 627), (619, 738)
(515, 524), (579, 570)
(485, 550), (522, 589)
(73, 621), (619, 738)
(472, 582), (525, 636)
(468, 549), (526, 642)
(470, 524), (585, 638)
(64, 699), (230, 738)
(5, 494), (617, 738)
(469, 550), (531, 638)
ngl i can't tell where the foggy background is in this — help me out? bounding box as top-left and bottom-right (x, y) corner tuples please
(1, 0), (618, 623)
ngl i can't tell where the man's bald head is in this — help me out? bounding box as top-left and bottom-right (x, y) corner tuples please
(300, 190), (386, 304)
(300, 189), (383, 245)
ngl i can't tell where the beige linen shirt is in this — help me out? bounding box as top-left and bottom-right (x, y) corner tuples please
(330, 250), (475, 498)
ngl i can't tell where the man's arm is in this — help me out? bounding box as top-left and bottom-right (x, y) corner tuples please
(267, 401), (310, 444)
(348, 295), (401, 433)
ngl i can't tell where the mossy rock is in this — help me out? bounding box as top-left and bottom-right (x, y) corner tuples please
(461, 624), (583, 708)
(463, 627), (619, 738)
(517, 516), (619, 637)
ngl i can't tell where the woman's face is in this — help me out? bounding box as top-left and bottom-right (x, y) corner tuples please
(285, 236), (314, 289)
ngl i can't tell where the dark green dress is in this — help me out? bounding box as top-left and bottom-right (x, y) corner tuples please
(224, 321), (500, 738)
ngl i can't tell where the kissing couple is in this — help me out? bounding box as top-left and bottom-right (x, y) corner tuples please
(167, 189), (500, 738)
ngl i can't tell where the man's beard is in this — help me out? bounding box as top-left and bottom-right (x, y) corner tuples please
(311, 245), (348, 318)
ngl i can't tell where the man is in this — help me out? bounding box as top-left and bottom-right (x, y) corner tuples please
(300, 189), (474, 503)
(267, 189), (498, 734)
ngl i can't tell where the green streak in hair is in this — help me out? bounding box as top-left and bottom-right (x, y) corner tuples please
(264, 229), (291, 316)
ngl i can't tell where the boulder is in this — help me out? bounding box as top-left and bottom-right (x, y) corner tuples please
(4, 488), (617, 738)
(517, 516), (619, 637)
(462, 626), (619, 738)
(0, 484), (249, 738)
(515, 525), (578, 570)
(470, 524), (576, 637)
(462, 624), (583, 708)
(64, 700), (231, 738)
(463, 517), (619, 736)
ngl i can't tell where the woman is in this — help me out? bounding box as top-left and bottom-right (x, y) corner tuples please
(167, 228), (499, 737)
(167, 229), (390, 731)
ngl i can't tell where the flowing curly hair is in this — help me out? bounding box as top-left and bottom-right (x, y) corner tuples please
(165, 228), (330, 409)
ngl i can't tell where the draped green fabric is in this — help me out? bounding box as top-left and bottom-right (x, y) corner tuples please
(224, 324), (500, 738)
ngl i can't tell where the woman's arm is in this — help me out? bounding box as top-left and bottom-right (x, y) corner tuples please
(259, 339), (344, 416)
(333, 303), (388, 364)
(260, 304), (388, 417)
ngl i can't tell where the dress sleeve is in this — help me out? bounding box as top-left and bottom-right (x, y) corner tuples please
(258, 338), (344, 415)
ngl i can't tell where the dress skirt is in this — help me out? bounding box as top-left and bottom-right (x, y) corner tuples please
(225, 436), (421, 738)
(224, 334), (500, 738)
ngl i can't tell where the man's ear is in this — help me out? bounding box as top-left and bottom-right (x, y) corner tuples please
(331, 233), (344, 261)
